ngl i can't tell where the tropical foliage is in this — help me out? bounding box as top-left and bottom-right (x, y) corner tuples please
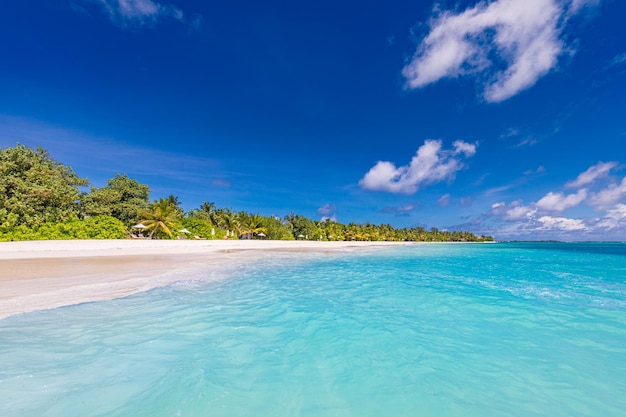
(81, 173), (150, 226)
(138, 198), (181, 239)
(0, 144), (493, 242)
(0, 144), (88, 227)
(0, 215), (126, 241)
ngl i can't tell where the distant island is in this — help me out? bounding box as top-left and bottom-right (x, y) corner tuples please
(0, 144), (493, 243)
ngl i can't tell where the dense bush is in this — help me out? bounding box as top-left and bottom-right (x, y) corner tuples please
(179, 218), (225, 239)
(0, 215), (126, 241)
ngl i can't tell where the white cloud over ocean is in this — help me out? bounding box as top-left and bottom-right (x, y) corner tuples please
(536, 189), (588, 212)
(402, 0), (597, 102)
(476, 160), (626, 239)
(359, 140), (476, 194)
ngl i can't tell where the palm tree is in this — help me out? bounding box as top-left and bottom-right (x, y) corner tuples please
(238, 213), (267, 239)
(139, 199), (181, 239)
(200, 201), (218, 225)
(215, 208), (241, 237)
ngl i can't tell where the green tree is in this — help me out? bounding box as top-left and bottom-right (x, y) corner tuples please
(81, 174), (150, 226)
(213, 208), (241, 237)
(260, 215), (294, 240)
(284, 213), (317, 240)
(188, 201), (219, 226)
(138, 198), (181, 239)
(180, 217), (224, 239)
(0, 144), (88, 227)
(238, 212), (267, 239)
(320, 219), (345, 241)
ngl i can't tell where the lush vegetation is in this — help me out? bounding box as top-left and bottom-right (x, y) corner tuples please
(0, 144), (493, 242)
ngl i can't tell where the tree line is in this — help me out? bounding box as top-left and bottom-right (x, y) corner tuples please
(0, 144), (493, 242)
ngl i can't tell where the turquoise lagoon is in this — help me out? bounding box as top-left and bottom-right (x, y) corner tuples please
(1, 243), (625, 416)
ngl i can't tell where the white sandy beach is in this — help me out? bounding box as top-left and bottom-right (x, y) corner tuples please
(0, 239), (413, 320)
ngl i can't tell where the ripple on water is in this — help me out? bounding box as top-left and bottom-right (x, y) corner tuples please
(1, 243), (625, 417)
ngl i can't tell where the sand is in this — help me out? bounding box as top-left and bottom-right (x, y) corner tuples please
(0, 239), (413, 320)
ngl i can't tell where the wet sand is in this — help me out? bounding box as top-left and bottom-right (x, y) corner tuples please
(0, 239), (413, 319)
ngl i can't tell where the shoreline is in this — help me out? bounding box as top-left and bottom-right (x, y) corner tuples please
(0, 239), (415, 320)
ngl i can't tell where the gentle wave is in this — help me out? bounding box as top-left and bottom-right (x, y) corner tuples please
(1, 243), (625, 416)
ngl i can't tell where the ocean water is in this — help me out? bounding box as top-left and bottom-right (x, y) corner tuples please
(1, 242), (625, 417)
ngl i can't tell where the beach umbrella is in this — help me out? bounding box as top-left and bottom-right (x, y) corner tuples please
(132, 223), (148, 229)
(258, 232), (266, 239)
(178, 228), (191, 234)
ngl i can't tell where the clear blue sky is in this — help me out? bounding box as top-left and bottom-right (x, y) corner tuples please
(1, 0), (625, 240)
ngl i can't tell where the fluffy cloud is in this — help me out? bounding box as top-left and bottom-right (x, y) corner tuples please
(536, 189), (587, 211)
(402, 0), (590, 102)
(588, 177), (626, 209)
(596, 204), (626, 230)
(474, 160), (626, 239)
(359, 140), (476, 194)
(84, 0), (189, 26)
(505, 205), (536, 221)
(317, 203), (337, 222)
(490, 200), (536, 221)
(565, 161), (617, 188)
(538, 216), (587, 231)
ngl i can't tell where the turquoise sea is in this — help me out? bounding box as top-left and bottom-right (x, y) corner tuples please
(1, 242), (626, 416)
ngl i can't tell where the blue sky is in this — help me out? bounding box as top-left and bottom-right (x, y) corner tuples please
(1, 0), (625, 240)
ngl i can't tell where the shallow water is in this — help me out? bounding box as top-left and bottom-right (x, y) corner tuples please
(1, 243), (625, 416)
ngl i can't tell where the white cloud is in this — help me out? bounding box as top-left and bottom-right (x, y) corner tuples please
(588, 177), (626, 209)
(505, 204), (536, 221)
(84, 0), (188, 26)
(402, 0), (586, 102)
(490, 200), (536, 221)
(536, 189), (587, 211)
(317, 203), (336, 217)
(453, 140), (477, 156)
(569, 0), (601, 14)
(596, 204), (626, 230)
(437, 194), (451, 207)
(538, 215), (587, 231)
(317, 203), (337, 222)
(565, 161), (617, 188)
(608, 52), (626, 67)
(359, 139), (476, 194)
(524, 165), (546, 175)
